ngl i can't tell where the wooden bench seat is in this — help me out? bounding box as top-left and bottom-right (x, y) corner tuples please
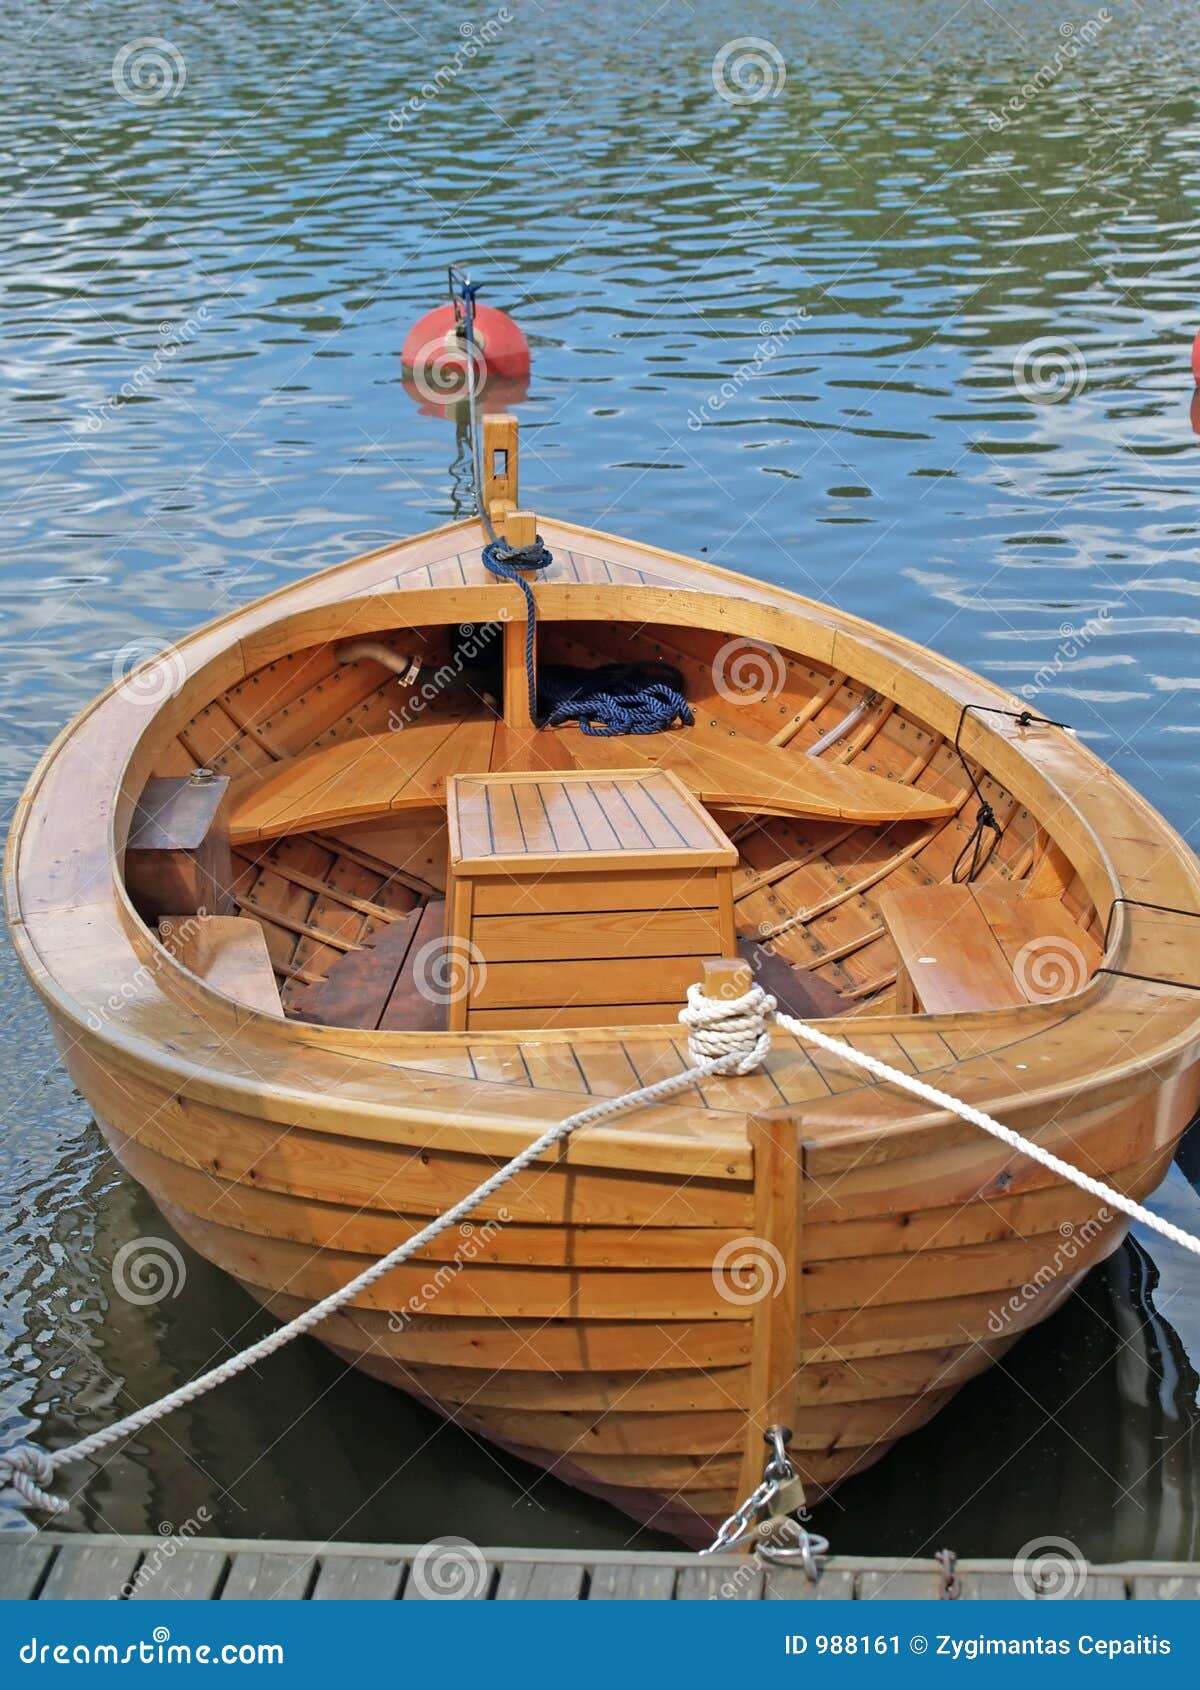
(227, 715), (956, 845)
(876, 882), (1101, 1015)
(158, 914), (283, 1017)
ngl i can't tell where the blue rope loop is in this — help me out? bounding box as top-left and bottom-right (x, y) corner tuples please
(481, 537), (554, 723)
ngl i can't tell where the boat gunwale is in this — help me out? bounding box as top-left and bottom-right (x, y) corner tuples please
(7, 516), (1200, 1171)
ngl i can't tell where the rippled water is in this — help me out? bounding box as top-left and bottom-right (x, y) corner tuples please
(1, 0), (1198, 1559)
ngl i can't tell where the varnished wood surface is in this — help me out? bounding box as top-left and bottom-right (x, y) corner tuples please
(7, 509), (1200, 1541)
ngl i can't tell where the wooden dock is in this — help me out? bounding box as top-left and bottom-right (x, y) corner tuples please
(1, 1535), (1198, 1601)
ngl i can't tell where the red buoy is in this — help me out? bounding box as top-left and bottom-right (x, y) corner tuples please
(1191, 327), (1200, 385)
(401, 300), (530, 407)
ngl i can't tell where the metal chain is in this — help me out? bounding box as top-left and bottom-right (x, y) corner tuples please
(700, 1426), (829, 1581)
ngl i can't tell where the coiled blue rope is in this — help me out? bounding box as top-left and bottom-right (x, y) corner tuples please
(540, 664), (694, 736)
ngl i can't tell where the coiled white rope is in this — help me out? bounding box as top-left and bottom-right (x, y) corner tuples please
(4, 977), (1196, 1517)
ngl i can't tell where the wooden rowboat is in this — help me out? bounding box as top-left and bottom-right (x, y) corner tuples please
(7, 414), (1200, 1544)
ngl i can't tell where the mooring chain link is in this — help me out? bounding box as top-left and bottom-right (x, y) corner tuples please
(936, 1547), (961, 1600)
(701, 1426), (829, 1582)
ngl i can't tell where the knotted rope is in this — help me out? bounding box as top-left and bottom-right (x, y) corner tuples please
(681, 980), (1200, 1259)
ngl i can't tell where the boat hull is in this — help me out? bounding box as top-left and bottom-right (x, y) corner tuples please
(9, 513), (1200, 1538)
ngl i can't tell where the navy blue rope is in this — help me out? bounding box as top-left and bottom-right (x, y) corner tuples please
(481, 536), (553, 723)
(539, 665), (693, 737)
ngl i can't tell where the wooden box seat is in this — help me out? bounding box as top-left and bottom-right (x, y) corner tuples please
(445, 769), (739, 1031)
(876, 881), (1101, 1015)
(225, 716), (957, 847)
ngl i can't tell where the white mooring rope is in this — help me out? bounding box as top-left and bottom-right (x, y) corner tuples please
(3, 979), (1197, 1516)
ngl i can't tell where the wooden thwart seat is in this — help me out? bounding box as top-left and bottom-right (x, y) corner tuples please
(226, 716), (956, 845)
(877, 881), (1101, 1015)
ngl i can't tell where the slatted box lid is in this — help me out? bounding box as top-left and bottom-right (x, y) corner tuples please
(447, 768), (736, 876)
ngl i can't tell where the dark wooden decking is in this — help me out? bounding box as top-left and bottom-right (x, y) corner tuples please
(1, 1536), (1197, 1600)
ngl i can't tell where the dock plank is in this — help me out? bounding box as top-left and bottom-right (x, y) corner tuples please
(495, 1560), (587, 1600)
(39, 1543), (141, 1600)
(311, 1555), (406, 1600)
(0, 1541), (55, 1599)
(763, 1566), (856, 1600)
(221, 1551), (316, 1600)
(587, 1561), (678, 1600)
(675, 1563), (763, 1599)
(128, 1550), (228, 1601)
(1134, 1572), (1200, 1599)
